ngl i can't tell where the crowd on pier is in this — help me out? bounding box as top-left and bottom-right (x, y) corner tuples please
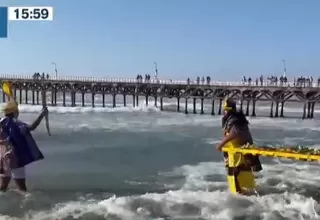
(32, 72), (50, 80)
(239, 75), (317, 87)
(294, 76), (316, 87)
(241, 75), (288, 86)
(23, 73), (320, 88)
(134, 73), (320, 87)
(185, 75), (319, 87)
(136, 74), (152, 83)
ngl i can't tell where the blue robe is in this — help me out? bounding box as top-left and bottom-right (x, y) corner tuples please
(0, 116), (44, 168)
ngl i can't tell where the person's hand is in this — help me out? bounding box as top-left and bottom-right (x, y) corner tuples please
(216, 143), (223, 152)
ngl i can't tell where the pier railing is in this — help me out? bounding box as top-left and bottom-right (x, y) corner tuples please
(0, 74), (317, 87)
(0, 74), (244, 85)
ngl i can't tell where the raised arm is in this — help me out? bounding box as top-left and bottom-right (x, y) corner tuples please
(28, 108), (48, 131)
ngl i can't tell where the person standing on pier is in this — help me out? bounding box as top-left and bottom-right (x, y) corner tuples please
(216, 98), (262, 195)
(0, 92), (47, 192)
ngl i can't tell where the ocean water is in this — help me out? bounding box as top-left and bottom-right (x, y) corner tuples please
(0, 93), (320, 220)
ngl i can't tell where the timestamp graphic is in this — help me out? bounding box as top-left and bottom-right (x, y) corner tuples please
(9, 6), (53, 21)
(0, 6), (53, 38)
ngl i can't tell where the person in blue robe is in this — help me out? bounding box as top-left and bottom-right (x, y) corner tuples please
(0, 99), (48, 192)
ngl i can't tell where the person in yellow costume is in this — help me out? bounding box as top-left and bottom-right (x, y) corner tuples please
(216, 98), (262, 195)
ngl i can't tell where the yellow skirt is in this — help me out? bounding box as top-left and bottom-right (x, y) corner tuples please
(227, 169), (256, 194)
(224, 142), (256, 194)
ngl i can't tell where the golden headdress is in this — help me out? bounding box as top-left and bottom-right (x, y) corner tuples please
(3, 99), (18, 115)
(223, 97), (236, 112)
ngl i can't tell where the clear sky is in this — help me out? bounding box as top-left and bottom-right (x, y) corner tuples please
(1, 0), (320, 80)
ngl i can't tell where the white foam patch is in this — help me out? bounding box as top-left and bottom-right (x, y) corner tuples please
(248, 117), (320, 132)
(0, 101), (160, 114)
(0, 99), (319, 133)
(0, 98), (313, 114)
(9, 161), (319, 220)
(259, 161), (320, 188)
(204, 138), (220, 145)
(257, 105), (320, 113)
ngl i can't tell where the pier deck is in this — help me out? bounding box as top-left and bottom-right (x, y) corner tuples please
(0, 74), (319, 119)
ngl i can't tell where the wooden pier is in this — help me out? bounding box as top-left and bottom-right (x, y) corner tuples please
(0, 74), (320, 119)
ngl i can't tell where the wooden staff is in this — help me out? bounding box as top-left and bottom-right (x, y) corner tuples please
(41, 86), (51, 136)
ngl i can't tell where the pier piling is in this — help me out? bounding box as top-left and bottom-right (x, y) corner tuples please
(245, 100), (250, 116)
(302, 103), (307, 119)
(154, 96), (157, 107)
(160, 97), (163, 111)
(113, 94), (116, 108)
(280, 101), (284, 117)
(218, 99), (222, 115)
(270, 102), (274, 118)
(211, 100), (215, 115)
(251, 100), (256, 117)
(185, 98), (188, 114)
(275, 101), (279, 118)
(311, 103), (315, 118)
(177, 97), (180, 112)
(123, 94), (126, 107)
(92, 93), (95, 108)
(200, 98), (204, 114)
